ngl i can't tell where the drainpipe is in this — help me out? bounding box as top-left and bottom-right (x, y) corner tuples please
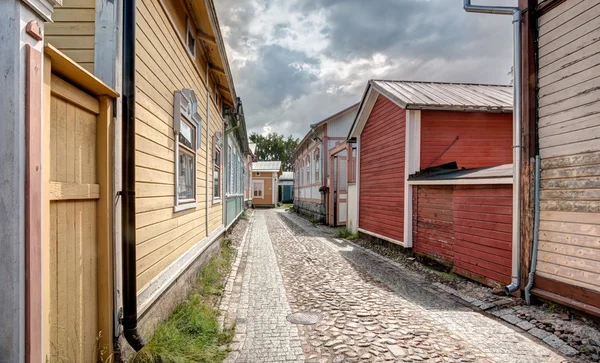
(121, 0), (146, 351)
(463, 0), (522, 295)
(525, 155), (541, 305)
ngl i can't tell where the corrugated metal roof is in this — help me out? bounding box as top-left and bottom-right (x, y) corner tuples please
(410, 164), (513, 181)
(253, 161), (282, 171)
(280, 172), (294, 181)
(371, 80), (513, 112)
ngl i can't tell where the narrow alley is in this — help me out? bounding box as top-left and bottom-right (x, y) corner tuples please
(220, 209), (567, 363)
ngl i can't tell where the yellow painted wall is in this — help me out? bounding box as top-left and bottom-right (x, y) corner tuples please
(252, 174), (275, 206)
(135, 0), (224, 292)
(45, 0), (96, 73)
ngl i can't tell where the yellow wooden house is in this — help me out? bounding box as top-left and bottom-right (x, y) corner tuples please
(38, 0), (241, 360)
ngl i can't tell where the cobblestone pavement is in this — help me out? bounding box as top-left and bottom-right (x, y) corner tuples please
(222, 209), (568, 363)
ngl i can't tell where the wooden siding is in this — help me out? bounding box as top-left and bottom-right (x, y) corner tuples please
(47, 76), (104, 362)
(413, 185), (513, 287)
(535, 0), (600, 295)
(253, 174), (274, 206)
(359, 96), (405, 242)
(452, 186), (512, 286)
(420, 111), (513, 170)
(135, 0), (224, 292)
(413, 186), (454, 264)
(45, 0), (96, 73)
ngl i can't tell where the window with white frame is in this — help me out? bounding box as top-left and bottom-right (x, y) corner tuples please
(186, 20), (196, 58)
(253, 180), (264, 198)
(213, 132), (223, 201)
(174, 89), (202, 212)
(237, 154), (242, 193)
(314, 149), (320, 183)
(305, 156), (310, 185)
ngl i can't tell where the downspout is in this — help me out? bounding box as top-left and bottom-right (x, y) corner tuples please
(121, 0), (145, 351)
(525, 155), (541, 305)
(206, 63), (210, 236)
(463, 0), (522, 295)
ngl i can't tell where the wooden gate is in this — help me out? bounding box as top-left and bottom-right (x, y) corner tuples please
(43, 46), (117, 362)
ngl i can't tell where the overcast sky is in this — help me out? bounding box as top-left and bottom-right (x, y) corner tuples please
(214, 0), (517, 140)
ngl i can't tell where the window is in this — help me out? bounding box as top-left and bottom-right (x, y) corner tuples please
(174, 89), (202, 212)
(253, 180), (264, 198)
(213, 132), (223, 201)
(186, 20), (196, 58)
(228, 145), (233, 194)
(314, 149), (320, 183)
(305, 156), (310, 185)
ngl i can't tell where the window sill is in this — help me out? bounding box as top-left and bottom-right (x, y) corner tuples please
(212, 198), (222, 205)
(174, 202), (197, 213)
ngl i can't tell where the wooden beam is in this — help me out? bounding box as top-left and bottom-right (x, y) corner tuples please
(217, 84), (230, 94)
(196, 30), (216, 45)
(209, 63), (226, 76)
(49, 182), (100, 200)
(45, 44), (119, 98)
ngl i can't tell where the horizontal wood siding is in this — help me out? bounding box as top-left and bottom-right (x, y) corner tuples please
(452, 185), (513, 286)
(45, 0), (96, 73)
(536, 0), (600, 297)
(420, 111), (512, 170)
(413, 186), (454, 264)
(359, 96), (405, 242)
(253, 175), (274, 206)
(413, 185), (513, 287)
(135, 0), (224, 292)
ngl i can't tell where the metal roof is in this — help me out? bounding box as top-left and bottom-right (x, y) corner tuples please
(410, 164), (513, 181)
(280, 172), (294, 181)
(371, 80), (513, 112)
(252, 161), (282, 171)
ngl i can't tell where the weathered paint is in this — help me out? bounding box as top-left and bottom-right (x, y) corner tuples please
(413, 185), (513, 287)
(359, 95), (406, 243)
(0, 2), (51, 361)
(45, 0), (97, 73)
(531, 0), (600, 311)
(420, 111), (513, 170)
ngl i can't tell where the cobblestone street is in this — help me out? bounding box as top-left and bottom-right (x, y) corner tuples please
(221, 209), (568, 362)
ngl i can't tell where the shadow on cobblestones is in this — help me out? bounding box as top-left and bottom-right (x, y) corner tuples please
(271, 210), (567, 363)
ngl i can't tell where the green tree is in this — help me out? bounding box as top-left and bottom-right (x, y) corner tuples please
(249, 132), (299, 171)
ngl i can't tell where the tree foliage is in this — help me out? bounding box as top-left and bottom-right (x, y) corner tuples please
(249, 132), (299, 171)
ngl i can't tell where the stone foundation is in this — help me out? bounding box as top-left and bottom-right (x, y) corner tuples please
(293, 199), (326, 223)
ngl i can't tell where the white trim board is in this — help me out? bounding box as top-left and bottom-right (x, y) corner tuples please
(138, 225), (225, 316)
(358, 228), (405, 247)
(408, 178), (513, 185)
(403, 110), (420, 249)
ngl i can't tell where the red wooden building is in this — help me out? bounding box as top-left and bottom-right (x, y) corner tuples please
(348, 80), (515, 287)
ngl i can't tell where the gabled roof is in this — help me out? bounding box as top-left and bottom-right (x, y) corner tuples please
(253, 161), (282, 172)
(372, 80), (513, 112)
(349, 80), (513, 138)
(293, 103), (360, 158)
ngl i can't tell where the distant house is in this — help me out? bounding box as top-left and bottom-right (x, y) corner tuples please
(517, 0), (600, 316)
(348, 80), (514, 287)
(292, 104), (359, 223)
(279, 172), (294, 203)
(244, 143), (257, 208)
(252, 161), (282, 207)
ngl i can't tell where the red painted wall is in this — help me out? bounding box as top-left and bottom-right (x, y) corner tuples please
(413, 186), (454, 264)
(420, 111), (513, 170)
(359, 96), (405, 242)
(413, 184), (513, 287)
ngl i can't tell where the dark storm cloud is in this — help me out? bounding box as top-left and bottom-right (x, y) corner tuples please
(215, 0), (516, 138)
